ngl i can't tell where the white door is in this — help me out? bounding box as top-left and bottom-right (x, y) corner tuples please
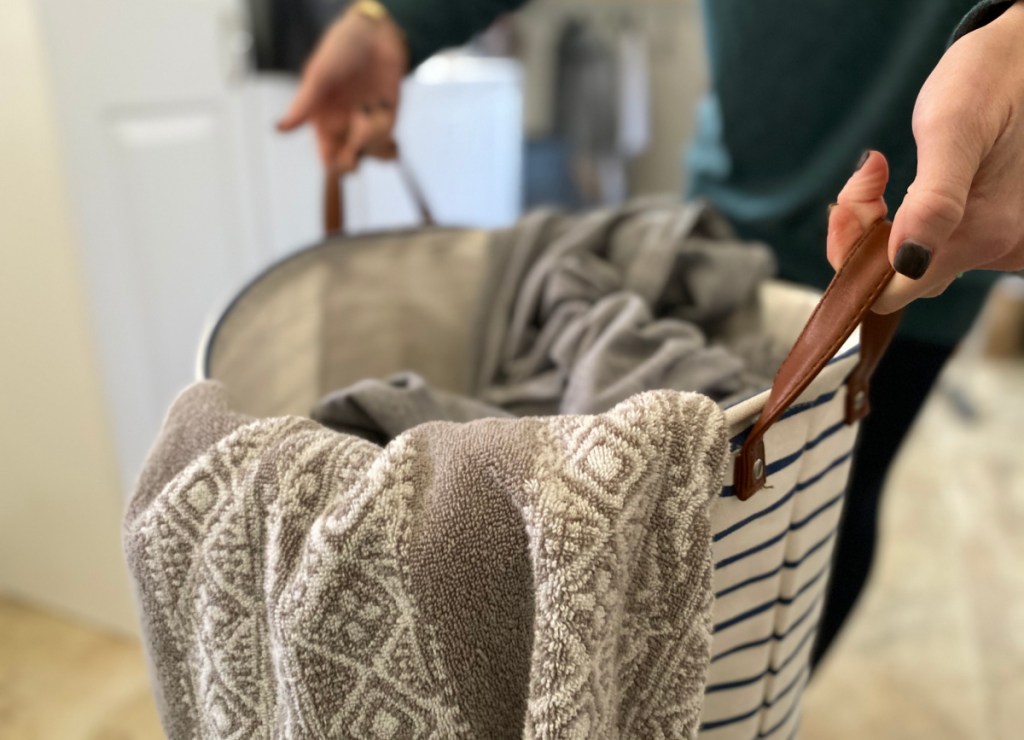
(34, 0), (266, 492)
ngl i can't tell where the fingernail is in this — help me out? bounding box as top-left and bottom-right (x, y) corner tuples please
(854, 150), (870, 172)
(893, 241), (932, 280)
(827, 202), (837, 217)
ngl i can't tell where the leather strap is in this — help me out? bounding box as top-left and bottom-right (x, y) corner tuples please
(843, 306), (903, 424)
(323, 143), (435, 235)
(734, 219), (904, 501)
(324, 170), (344, 235)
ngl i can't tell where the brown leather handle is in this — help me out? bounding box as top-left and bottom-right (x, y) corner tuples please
(734, 219), (904, 501)
(323, 144), (435, 236)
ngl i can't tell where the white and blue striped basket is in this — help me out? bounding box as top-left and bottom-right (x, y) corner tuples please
(705, 282), (860, 739)
(200, 229), (870, 739)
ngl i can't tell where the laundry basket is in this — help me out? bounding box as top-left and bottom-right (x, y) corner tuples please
(199, 194), (900, 739)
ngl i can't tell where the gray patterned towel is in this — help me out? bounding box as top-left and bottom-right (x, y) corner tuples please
(125, 381), (728, 739)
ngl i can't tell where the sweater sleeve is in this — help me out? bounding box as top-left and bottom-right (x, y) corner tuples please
(380, 0), (532, 67)
(951, 0), (1020, 42)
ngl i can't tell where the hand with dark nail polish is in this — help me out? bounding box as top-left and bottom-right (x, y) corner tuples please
(872, 1), (1024, 312)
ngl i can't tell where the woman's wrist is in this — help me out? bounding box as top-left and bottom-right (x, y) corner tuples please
(347, 0), (410, 73)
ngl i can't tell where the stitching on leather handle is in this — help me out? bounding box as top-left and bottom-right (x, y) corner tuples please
(753, 219), (888, 436)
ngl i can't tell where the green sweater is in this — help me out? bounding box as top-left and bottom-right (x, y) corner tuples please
(382, 0), (1016, 346)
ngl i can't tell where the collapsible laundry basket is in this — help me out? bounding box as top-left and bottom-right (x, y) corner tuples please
(199, 205), (900, 739)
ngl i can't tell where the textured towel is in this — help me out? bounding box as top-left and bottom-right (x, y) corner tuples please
(125, 381), (729, 739)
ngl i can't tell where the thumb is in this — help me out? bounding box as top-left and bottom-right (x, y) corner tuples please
(276, 73), (322, 132)
(888, 128), (980, 282)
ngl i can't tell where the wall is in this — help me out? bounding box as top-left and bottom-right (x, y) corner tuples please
(513, 0), (708, 195)
(0, 0), (138, 633)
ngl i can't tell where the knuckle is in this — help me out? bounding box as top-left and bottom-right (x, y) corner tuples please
(912, 94), (974, 139)
(912, 108), (939, 139)
(911, 99), (953, 139)
(907, 186), (966, 227)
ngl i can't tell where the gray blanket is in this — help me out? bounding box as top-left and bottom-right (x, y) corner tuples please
(314, 200), (775, 439)
(125, 382), (728, 739)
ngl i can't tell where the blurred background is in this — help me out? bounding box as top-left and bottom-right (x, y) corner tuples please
(1, 0), (1023, 737)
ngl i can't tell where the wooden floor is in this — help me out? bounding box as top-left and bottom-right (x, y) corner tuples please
(0, 599), (162, 738)
(803, 353), (1024, 739)
(1, 352), (1022, 739)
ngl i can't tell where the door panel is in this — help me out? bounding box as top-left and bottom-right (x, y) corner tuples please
(109, 106), (243, 417)
(36, 0), (263, 492)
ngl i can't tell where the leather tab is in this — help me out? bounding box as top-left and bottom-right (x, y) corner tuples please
(734, 437), (767, 500)
(844, 308), (903, 423)
(734, 219), (900, 501)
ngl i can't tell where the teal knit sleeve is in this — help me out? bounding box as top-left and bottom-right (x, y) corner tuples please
(952, 0), (1019, 43)
(380, 0), (531, 68)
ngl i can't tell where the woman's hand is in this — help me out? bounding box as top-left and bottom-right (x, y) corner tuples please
(829, 2), (1024, 313)
(277, 2), (409, 173)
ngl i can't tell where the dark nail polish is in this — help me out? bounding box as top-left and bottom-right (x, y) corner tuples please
(893, 241), (932, 280)
(854, 150), (870, 172)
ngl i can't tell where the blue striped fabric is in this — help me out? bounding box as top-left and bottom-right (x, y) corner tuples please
(699, 345), (860, 740)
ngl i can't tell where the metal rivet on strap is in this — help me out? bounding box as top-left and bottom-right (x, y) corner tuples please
(752, 458), (764, 480)
(852, 390), (867, 411)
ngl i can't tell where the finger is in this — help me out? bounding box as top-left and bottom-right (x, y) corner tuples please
(888, 123), (983, 282)
(874, 129), (986, 312)
(836, 150), (890, 214)
(277, 70), (323, 132)
(370, 136), (399, 161)
(306, 104), (354, 168)
(827, 151), (890, 270)
(315, 124), (341, 170)
(872, 272), (942, 313)
(361, 106), (399, 159)
(335, 110), (376, 173)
